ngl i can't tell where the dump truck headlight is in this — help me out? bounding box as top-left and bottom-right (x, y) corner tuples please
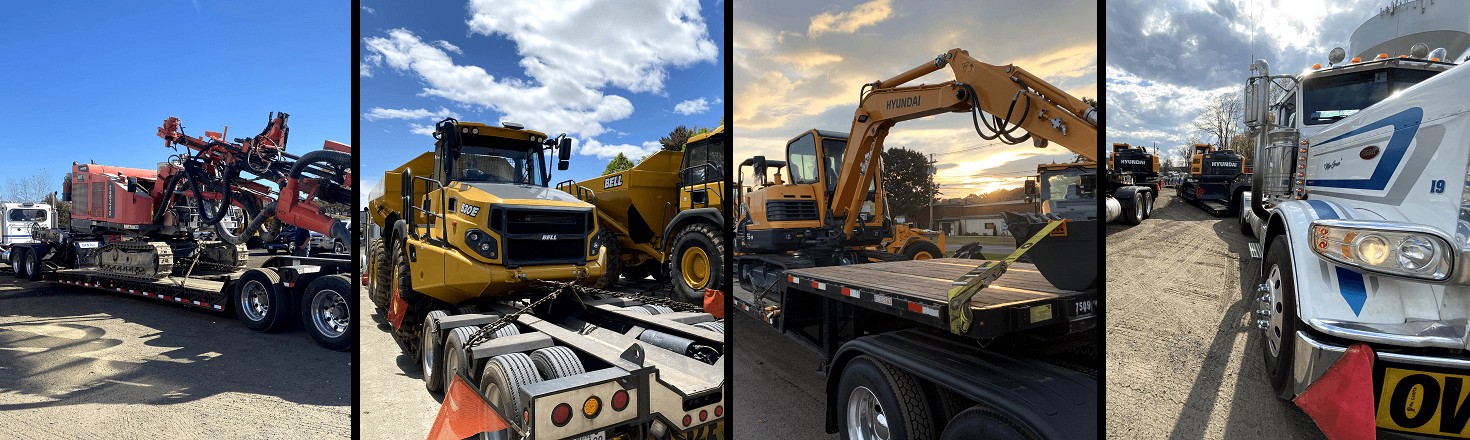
(1310, 220), (1452, 281)
(465, 228), (498, 260)
(589, 233), (601, 256)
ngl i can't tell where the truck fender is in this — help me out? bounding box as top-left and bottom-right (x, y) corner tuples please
(1262, 199), (1385, 329)
(824, 331), (1093, 439)
(661, 208), (722, 253)
(1112, 186), (1148, 209)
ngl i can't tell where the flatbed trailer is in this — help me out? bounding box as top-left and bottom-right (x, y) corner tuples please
(734, 258), (1098, 439)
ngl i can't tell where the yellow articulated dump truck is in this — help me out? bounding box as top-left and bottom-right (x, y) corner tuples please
(365, 118), (724, 439)
(558, 126), (726, 302)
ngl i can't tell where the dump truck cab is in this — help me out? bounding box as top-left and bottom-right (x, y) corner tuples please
(371, 119), (604, 311)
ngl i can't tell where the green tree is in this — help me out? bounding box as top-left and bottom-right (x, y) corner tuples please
(604, 153), (635, 174)
(660, 126), (694, 151)
(881, 148), (938, 218)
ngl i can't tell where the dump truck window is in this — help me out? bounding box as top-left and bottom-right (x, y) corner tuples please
(454, 146), (545, 186)
(787, 134), (819, 184)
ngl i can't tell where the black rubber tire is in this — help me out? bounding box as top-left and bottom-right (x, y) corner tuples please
(491, 324), (520, 338)
(1262, 235), (1300, 400)
(266, 248), (277, 255)
(692, 321), (725, 334)
(422, 310), (450, 392)
(15, 248), (31, 279)
(939, 406), (1038, 440)
(593, 230), (622, 289)
(9, 248), (23, 279)
(234, 269), (292, 332)
(621, 262), (650, 281)
(837, 356), (935, 440)
(900, 240), (944, 260)
(1140, 192), (1153, 219)
(529, 346), (585, 379)
(301, 274), (353, 351)
(333, 240), (346, 254)
(443, 326), (478, 389)
(480, 352), (543, 426)
(24, 247), (43, 281)
(670, 222), (724, 302)
(1121, 194), (1142, 225)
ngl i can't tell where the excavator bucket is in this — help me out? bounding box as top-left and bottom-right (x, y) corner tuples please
(1002, 212), (1097, 291)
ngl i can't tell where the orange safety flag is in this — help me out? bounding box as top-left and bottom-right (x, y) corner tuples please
(703, 288), (725, 319)
(427, 372), (510, 440)
(1294, 343), (1375, 440)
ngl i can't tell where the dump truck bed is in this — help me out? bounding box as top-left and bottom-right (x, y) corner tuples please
(740, 258), (1097, 339)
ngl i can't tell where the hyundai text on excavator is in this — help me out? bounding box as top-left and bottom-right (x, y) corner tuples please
(10, 113), (356, 350)
(733, 48), (1099, 439)
(557, 125), (727, 302)
(365, 118), (724, 439)
(1176, 143), (1249, 215)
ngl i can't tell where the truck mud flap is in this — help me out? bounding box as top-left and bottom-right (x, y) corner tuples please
(1002, 212), (1097, 291)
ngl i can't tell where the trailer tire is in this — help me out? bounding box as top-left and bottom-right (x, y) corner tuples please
(422, 310), (450, 392)
(235, 269), (292, 332)
(1262, 235), (1301, 400)
(1140, 192), (1153, 219)
(671, 222), (724, 302)
(692, 321), (725, 334)
(900, 240), (944, 260)
(12, 248), (28, 279)
(367, 240), (391, 309)
(480, 352), (543, 428)
(443, 326), (480, 388)
(1121, 194), (1142, 225)
(301, 275), (353, 351)
(939, 406), (1037, 440)
(530, 346), (585, 379)
(838, 356), (935, 440)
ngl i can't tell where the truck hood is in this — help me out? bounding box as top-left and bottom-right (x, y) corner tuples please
(462, 182), (585, 206)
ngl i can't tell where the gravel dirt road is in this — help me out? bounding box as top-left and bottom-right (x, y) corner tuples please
(0, 250), (352, 439)
(1106, 193), (1322, 439)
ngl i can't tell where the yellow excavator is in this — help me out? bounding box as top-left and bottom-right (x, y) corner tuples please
(735, 48), (1100, 292)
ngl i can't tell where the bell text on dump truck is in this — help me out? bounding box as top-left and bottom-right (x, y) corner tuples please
(1239, 1), (1470, 437)
(366, 118), (725, 439)
(735, 48), (1099, 439)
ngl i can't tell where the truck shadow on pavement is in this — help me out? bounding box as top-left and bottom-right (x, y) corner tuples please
(1162, 200), (1323, 439)
(0, 280), (350, 410)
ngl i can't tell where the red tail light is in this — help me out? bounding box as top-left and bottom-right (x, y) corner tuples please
(698, 410), (708, 422)
(682, 415), (692, 427)
(611, 389), (629, 411)
(551, 403), (573, 427)
(714, 405), (724, 417)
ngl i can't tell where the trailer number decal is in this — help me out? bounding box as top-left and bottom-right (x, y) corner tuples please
(77, 241), (99, 249)
(603, 175), (623, 189)
(459, 204), (481, 217)
(1075, 299), (1096, 316)
(1430, 180), (1446, 194)
(1376, 367), (1470, 437)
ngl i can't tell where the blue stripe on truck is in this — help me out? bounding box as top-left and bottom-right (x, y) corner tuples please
(1304, 199), (1368, 315)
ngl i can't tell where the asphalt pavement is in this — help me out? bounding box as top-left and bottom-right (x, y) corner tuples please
(729, 287), (832, 439)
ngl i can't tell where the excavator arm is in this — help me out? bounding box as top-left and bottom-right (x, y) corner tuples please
(828, 48), (1098, 238)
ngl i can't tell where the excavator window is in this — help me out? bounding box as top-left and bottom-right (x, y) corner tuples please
(787, 133), (820, 185)
(821, 137), (847, 193)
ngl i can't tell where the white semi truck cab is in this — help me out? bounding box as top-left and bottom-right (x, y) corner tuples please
(1240, 1), (1470, 437)
(0, 202), (54, 259)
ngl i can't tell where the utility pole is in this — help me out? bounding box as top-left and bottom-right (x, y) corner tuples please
(928, 153), (937, 230)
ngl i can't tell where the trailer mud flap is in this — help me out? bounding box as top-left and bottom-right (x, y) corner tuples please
(1002, 212), (1097, 291)
(389, 287), (409, 330)
(428, 372), (511, 440)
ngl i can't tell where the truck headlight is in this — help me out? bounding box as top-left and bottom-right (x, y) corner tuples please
(1310, 220), (1452, 281)
(589, 233), (601, 256)
(465, 228), (498, 260)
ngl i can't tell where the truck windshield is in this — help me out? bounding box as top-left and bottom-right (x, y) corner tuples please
(8, 209), (46, 222)
(1302, 68), (1438, 125)
(454, 146), (545, 186)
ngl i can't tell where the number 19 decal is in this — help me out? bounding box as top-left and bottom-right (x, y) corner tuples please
(1430, 179), (1446, 194)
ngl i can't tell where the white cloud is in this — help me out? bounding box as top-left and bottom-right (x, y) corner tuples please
(434, 40), (462, 55)
(673, 98), (709, 115)
(578, 138), (663, 160)
(407, 123), (437, 136)
(360, 64), (372, 77)
(809, 0), (893, 37)
(362, 107), (459, 121)
(361, 5), (375, 14)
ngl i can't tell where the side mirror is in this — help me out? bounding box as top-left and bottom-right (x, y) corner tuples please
(1024, 179), (1039, 196)
(558, 137), (572, 171)
(752, 155), (767, 178)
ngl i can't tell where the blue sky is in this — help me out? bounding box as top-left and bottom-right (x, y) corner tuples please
(359, 0), (725, 205)
(0, 2), (350, 201)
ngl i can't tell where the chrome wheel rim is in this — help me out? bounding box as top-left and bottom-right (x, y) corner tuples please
(310, 288), (349, 338)
(444, 342), (463, 393)
(1264, 265), (1285, 357)
(847, 385), (890, 440)
(241, 280), (271, 322)
(421, 320), (438, 375)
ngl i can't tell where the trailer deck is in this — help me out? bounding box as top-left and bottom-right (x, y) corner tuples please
(737, 258), (1097, 340)
(48, 268), (240, 311)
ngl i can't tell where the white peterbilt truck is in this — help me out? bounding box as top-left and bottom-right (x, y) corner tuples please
(1239, 1), (1470, 437)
